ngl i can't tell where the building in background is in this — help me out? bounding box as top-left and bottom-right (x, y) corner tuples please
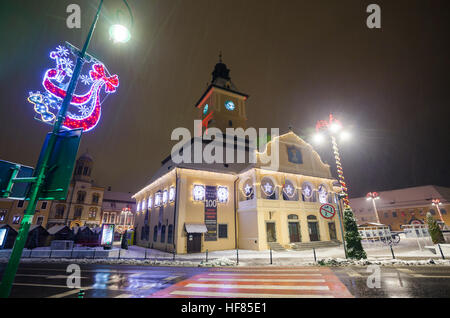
(47, 152), (104, 229)
(133, 59), (343, 254)
(102, 190), (136, 233)
(350, 185), (450, 231)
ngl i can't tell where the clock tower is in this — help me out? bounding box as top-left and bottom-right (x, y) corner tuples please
(195, 55), (249, 133)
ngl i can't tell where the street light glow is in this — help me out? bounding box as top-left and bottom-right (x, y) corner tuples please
(313, 133), (325, 144)
(109, 24), (131, 43)
(329, 122), (342, 134)
(340, 131), (351, 141)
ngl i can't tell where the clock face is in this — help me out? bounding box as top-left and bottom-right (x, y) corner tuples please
(203, 104), (209, 115)
(225, 100), (235, 111)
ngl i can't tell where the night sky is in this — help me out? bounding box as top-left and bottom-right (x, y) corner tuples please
(0, 0), (449, 198)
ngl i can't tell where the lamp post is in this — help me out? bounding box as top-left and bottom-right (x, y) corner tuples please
(432, 199), (445, 223)
(366, 192), (381, 223)
(314, 114), (352, 208)
(121, 207), (131, 231)
(0, 0), (133, 298)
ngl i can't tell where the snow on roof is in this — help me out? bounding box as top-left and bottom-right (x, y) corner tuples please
(47, 225), (68, 235)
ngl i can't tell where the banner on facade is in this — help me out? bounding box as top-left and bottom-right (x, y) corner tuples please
(204, 186), (217, 241)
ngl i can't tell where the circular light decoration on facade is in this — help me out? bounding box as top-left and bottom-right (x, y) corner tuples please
(148, 196), (152, 210)
(302, 182), (313, 198)
(203, 104), (209, 115)
(242, 179), (254, 197)
(225, 100), (235, 111)
(283, 180), (296, 198)
(155, 191), (162, 207)
(318, 184), (328, 204)
(162, 189), (168, 205)
(169, 187), (175, 202)
(261, 177), (275, 197)
(193, 185), (205, 201)
(217, 186), (229, 203)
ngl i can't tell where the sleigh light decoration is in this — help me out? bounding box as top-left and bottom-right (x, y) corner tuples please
(28, 45), (119, 132)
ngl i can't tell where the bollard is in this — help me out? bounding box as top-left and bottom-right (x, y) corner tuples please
(390, 245), (395, 259)
(173, 249), (176, 261)
(206, 249), (209, 262)
(49, 249), (52, 259)
(144, 248), (147, 260)
(438, 244), (445, 260)
(78, 289), (85, 299)
(236, 249), (239, 265)
(118, 249), (121, 259)
(313, 248), (317, 263)
(270, 248), (273, 265)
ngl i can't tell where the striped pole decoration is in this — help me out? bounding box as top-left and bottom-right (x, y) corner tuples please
(331, 135), (350, 207)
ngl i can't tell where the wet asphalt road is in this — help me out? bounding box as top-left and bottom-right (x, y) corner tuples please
(1, 263), (449, 298)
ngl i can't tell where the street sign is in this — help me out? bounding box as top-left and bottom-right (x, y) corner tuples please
(0, 160), (34, 199)
(319, 204), (336, 219)
(35, 129), (82, 200)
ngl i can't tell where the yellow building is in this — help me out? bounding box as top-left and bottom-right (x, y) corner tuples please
(133, 59), (343, 253)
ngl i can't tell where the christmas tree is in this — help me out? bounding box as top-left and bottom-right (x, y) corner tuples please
(426, 212), (445, 244)
(343, 206), (367, 259)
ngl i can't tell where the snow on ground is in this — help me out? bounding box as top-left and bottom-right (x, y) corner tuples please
(0, 237), (448, 267)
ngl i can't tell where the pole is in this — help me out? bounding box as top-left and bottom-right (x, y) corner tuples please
(0, 0), (104, 299)
(335, 194), (348, 258)
(371, 198), (381, 224)
(313, 248), (317, 263)
(236, 249), (239, 265)
(438, 244), (445, 260)
(434, 205), (445, 224)
(330, 136), (350, 208)
(270, 248), (273, 265)
(390, 245), (395, 259)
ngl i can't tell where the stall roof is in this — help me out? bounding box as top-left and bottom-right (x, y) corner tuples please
(47, 225), (69, 235)
(185, 224), (208, 233)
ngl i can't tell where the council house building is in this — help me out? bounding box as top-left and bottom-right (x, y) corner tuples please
(133, 58), (344, 254)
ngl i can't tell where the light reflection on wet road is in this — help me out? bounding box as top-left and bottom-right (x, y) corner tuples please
(1, 263), (449, 298)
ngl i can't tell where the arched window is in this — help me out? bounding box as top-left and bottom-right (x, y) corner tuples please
(301, 182), (313, 202)
(89, 208), (97, 220)
(55, 205), (65, 219)
(167, 225), (173, 244)
(282, 180), (297, 201)
(74, 206), (83, 219)
(318, 184), (328, 204)
(242, 179), (254, 200)
(92, 193), (100, 204)
(153, 226), (158, 242)
(76, 191), (86, 203)
(307, 215), (317, 221)
(160, 225), (166, 243)
(288, 214), (299, 220)
(260, 177), (276, 200)
(83, 166), (89, 176)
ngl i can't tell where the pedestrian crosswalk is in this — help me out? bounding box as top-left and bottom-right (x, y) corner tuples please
(150, 267), (353, 298)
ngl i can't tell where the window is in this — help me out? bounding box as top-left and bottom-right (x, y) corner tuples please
(392, 211), (398, 218)
(76, 191), (86, 203)
(55, 205), (65, 219)
(89, 208), (97, 220)
(145, 226), (150, 241)
(384, 212), (389, 218)
(161, 225), (166, 243)
(167, 225), (173, 244)
(17, 200), (24, 208)
(110, 213), (116, 223)
(12, 216), (21, 224)
(318, 184), (328, 204)
(76, 165), (83, 175)
(301, 182), (313, 202)
(288, 214), (299, 220)
(153, 226), (158, 242)
(83, 166), (89, 176)
(217, 187), (229, 203)
(307, 215), (317, 220)
(41, 202), (48, 209)
(141, 226), (145, 240)
(282, 180), (296, 201)
(192, 185), (205, 201)
(92, 193), (100, 204)
(74, 206), (83, 219)
(429, 209), (436, 215)
(218, 224), (228, 238)
(242, 179), (254, 200)
(103, 213), (109, 223)
(260, 177), (276, 200)
(0, 210), (7, 222)
(111, 202), (116, 209)
(442, 209), (447, 215)
(36, 216), (44, 225)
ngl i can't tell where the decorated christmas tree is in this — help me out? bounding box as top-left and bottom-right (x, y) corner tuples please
(343, 206), (367, 259)
(426, 212), (445, 244)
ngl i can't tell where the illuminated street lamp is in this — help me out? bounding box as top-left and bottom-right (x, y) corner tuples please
(121, 207), (132, 230)
(314, 114), (352, 208)
(432, 198), (445, 223)
(0, 0), (134, 298)
(366, 192), (381, 223)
